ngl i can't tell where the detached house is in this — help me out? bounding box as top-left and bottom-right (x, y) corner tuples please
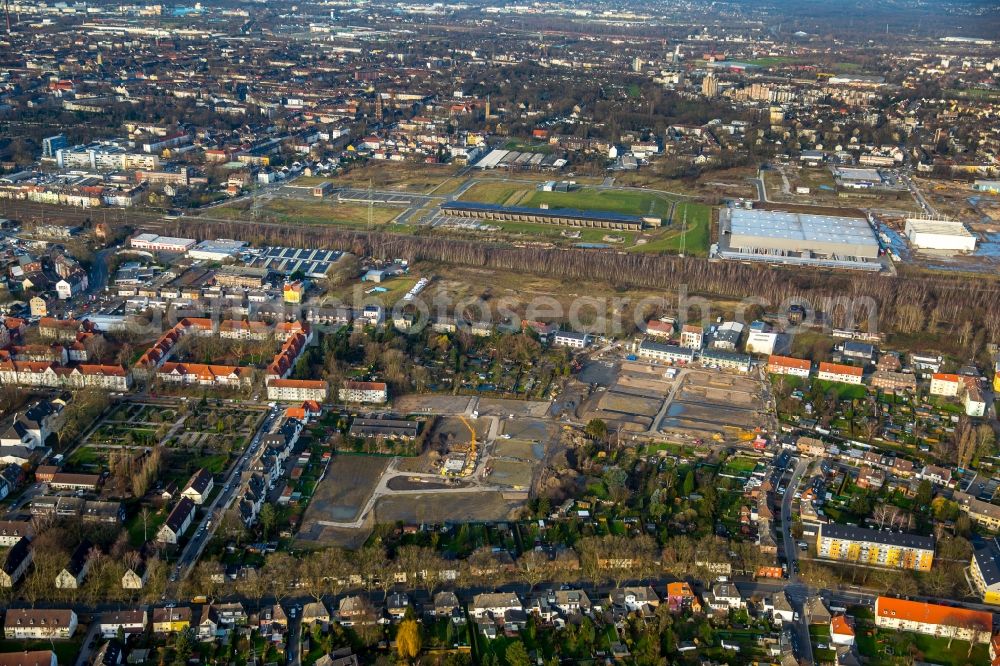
(98, 609), (147, 638)
(181, 468), (214, 505)
(157, 497), (196, 544)
(55, 540), (93, 589)
(0, 536), (32, 587)
(152, 606), (191, 634)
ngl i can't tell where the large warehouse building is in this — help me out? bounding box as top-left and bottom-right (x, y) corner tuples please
(440, 201), (654, 230)
(904, 218), (977, 252)
(717, 208), (881, 270)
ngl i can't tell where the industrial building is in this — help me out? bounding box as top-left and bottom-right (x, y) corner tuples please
(247, 247), (343, 279)
(716, 208), (881, 271)
(440, 201), (652, 230)
(904, 218), (977, 252)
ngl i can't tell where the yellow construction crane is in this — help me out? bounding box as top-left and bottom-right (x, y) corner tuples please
(458, 415), (477, 472)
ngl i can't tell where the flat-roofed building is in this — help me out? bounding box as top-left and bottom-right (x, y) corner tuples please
(440, 201), (650, 230)
(129, 233), (196, 253)
(718, 208), (881, 270)
(874, 596), (991, 644)
(636, 339), (695, 364)
(904, 218), (977, 252)
(817, 524), (934, 571)
(701, 348), (751, 372)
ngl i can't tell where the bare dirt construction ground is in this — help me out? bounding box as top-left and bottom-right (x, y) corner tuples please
(478, 398), (551, 418)
(374, 491), (520, 523)
(394, 394), (475, 415)
(574, 359), (675, 432)
(659, 369), (763, 440)
(297, 455), (389, 544)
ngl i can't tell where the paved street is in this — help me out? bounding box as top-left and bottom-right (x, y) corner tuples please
(171, 405), (281, 584)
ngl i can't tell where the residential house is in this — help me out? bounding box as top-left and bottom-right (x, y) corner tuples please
(929, 373), (962, 397)
(680, 324), (704, 349)
(0, 537), (32, 587)
(874, 596), (991, 644)
(339, 381), (388, 404)
(817, 362), (864, 385)
(470, 592), (523, 619)
(157, 497), (196, 544)
(335, 598), (373, 627)
(666, 582), (702, 613)
(304, 601), (333, 626)
(432, 591), (461, 619)
(3, 609), (78, 639)
(181, 468), (214, 505)
(121, 561), (148, 590)
(98, 610), (147, 638)
(0, 651), (56, 666)
(611, 586), (660, 614)
(707, 582), (744, 613)
(767, 355), (812, 379)
(0, 519), (34, 546)
(804, 596), (832, 625)
(152, 607), (191, 634)
(830, 615), (855, 647)
(55, 540), (93, 589)
(386, 593), (410, 621)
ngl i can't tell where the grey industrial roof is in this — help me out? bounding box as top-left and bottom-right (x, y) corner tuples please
(729, 208), (879, 256)
(820, 523), (934, 551)
(442, 200), (647, 224)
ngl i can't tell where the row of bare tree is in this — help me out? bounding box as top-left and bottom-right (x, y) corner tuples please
(167, 220), (1000, 341)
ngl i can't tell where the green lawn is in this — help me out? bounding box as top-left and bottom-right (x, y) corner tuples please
(628, 202), (711, 255)
(458, 182), (525, 205)
(190, 453), (229, 474)
(519, 188), (674, 220)
(856, 628), (989, 666)
(812, 379), (867, 401)
(0, 637), (82, 664)
(126, 507), (169, 547)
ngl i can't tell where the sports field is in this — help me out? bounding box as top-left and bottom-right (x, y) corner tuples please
(459, 182), (675, 221)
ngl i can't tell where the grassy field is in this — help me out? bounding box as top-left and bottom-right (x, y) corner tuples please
(205, 197), (401, 227)
(519, 188), (674, 219)
(628, 202), (711, 255)
(297, 162), (463, 193)
(458, 181), (525, 205)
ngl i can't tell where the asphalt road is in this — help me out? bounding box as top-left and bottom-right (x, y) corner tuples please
(170, 405), (281, 584)
(780, 456), (814, 664)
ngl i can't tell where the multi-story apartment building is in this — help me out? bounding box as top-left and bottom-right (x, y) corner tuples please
(339, 381), (388, 404)
(817, 362), (864, 385)
(267, 378), (328, 402)
(817, 524), (934, 571)
(767, 355), (811, 378)
(3, 609), (78, 639)
(970, 537), (1000, 605)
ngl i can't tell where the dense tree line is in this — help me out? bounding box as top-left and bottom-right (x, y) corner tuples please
(168, 220), (1000, 344)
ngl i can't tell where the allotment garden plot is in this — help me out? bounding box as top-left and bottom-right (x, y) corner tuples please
(70, 401), (265, 485)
